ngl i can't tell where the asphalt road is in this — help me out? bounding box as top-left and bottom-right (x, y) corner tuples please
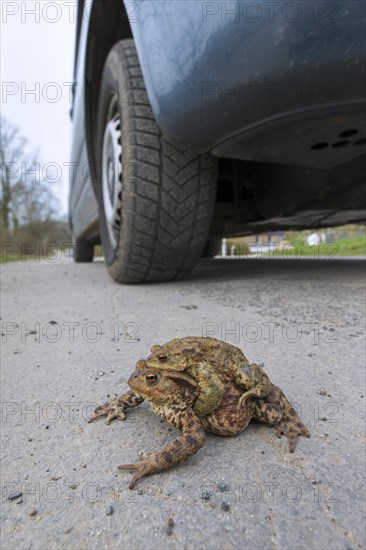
(1, 257), (365, 550)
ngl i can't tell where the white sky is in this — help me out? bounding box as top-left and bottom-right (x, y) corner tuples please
(1, 1), (78, 214)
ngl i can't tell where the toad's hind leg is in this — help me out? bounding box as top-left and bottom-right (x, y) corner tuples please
(253, 384), (310, 452)
(236, 364), (272, 407)
(118, 409), (206, 488)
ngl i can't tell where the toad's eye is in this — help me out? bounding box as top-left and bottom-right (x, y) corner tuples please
(157, 353), (168, 363)
(145, 373), (158, 384)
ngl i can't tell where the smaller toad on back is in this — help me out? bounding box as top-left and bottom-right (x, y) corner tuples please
(144, 336), (272, 415)
(89, 336), (309, 488)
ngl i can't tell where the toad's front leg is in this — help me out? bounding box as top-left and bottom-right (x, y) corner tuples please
(88, 390), (144, 425)
(118, 409), (205, 488)
(237, 363), (272, 407)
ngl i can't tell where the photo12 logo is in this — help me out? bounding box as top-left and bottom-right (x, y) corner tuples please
(2, 79), (145, 106)
(201, 2), (340, 24)
(1, 400), (101, 425)
(2, 480), (138, 505)
(200, 480), (339, 504)
(1, 320), (140, 344)
(1, 2), (140, 24)
(202, 321), (339, 344)
(201, 80), (340, 106)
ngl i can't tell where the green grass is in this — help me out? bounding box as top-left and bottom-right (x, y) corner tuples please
(269, 236), (366, 257)
(226, 235), (366, 257)
(0, 255), (33, 263)
(335, 235), (366, 255)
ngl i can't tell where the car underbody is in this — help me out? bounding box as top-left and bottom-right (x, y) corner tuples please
(211, 154), (366, 238)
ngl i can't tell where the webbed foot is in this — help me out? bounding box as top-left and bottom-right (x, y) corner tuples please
(118, 458), (156, 489)
(276, 419), (310, 452)
(88, 398), (126, 425)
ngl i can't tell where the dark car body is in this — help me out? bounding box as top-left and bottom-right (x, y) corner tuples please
(70, 0), (366, 244)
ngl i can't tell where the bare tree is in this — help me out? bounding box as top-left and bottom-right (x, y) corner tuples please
(0, 117), (28, 231)
(1, 116), (70, 248)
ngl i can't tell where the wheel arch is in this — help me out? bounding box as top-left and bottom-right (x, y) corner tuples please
(84, 0), (133, 186)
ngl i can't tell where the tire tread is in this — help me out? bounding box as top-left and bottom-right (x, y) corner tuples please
(98, 40), (217, 283)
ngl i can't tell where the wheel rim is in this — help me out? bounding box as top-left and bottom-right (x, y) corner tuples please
(102, 110), (122, 249)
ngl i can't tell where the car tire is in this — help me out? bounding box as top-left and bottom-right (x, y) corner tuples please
(202, 239), (221, 258)
(74, 237), (94, 263)
(95, 39), (217, 284)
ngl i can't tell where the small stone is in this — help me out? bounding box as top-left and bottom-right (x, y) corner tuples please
(81, 464), (87, 469)
(106, 505), (114, 516)
(137, 488), (143, 495)
(45, 425), (50, 429)
(51, 476), (61, 481)
(65, 527), (73, 534)
(201, 491), (210, 500)
(49, 320), (57, 325)
(8, 491), (22, 501)
(29, 509), (37, 517)
(28, 437), (33, 442)
(318, 388), (327, 396)
(320, 417), (327, 421)
(70, 483), (77, 490)
(221, 502), (230, 512)
(218, 482), (229, 492)
(98, 371), (105, 376)
(258, 361), (265, 368)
